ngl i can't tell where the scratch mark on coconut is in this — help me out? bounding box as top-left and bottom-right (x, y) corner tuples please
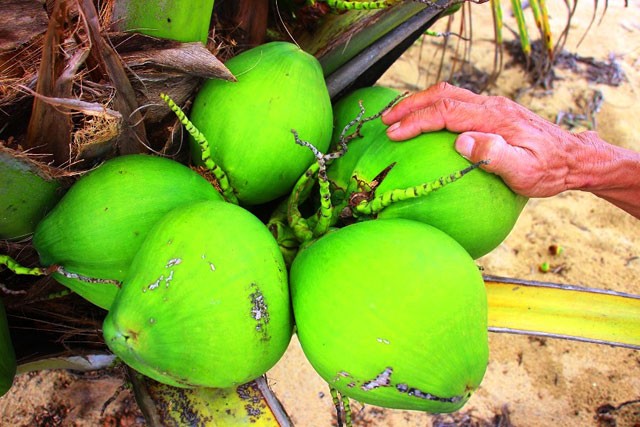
(165, 270), (174, 288)
(376, 337), (390, 345)
(144, 275), (163, 292)
(249, 284), (270, 341)
(332, 371), (353, 383)
(54, 266), (121, 286)
(200, 254), (215, 271)
(144, 270), (175, 292)
(361, 367), (393, 391)
(333, 371), (358, 388)
(166, 258), (182, 268)
(395, 383), (465, 403)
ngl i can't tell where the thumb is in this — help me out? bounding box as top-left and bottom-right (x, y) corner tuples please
(455, 132), (510, 174)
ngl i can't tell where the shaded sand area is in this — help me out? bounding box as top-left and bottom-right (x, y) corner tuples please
(1, 2), (639, 426)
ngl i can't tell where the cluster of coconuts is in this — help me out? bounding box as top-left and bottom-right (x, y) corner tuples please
(289, 85), (527, 412)
(10, 41), (528, 411)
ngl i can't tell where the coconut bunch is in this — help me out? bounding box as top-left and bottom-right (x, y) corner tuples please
(0, 34), (521, 422)
(0, 0), (527, 422)
(0, 38), (331, 399)
(111, 40), (524, 413)
(0, 0), (528, 411)
(2, 2), (634, 425)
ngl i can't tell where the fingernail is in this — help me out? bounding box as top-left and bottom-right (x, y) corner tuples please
(455, 134), (475, 160)
(387, 122), (400, 134)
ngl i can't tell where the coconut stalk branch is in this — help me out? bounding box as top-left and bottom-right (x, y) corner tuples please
(160, 93), (239, 204)
(349, 160), (489, 217)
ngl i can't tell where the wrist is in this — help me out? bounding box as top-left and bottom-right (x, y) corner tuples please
(567, 130), (640, 199)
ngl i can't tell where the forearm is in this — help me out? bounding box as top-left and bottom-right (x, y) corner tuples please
(569, 131), (640, 219)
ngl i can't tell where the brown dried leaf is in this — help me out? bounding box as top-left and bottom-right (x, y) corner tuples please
(111, 33), (235, 81)
(24, 0), (74, 165)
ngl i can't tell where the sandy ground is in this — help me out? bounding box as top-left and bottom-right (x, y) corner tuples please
(1, 2), (639, 426)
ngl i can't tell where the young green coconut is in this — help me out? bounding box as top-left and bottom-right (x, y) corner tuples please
(103, 201), (292, 388)
(290, 218), (489, 413)
(343, 129), (528, 259)
(0, 148), (62, 240)
(0, 297), (16, 397)
(187, 41), (333, 205)
(309, 85), (527, 259)
(31, 154), (224, 309)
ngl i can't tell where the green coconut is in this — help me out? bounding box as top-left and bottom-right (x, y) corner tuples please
(0, 297), (16, 397)
(0, 148), (62, 240)
(189, 41), (333, 205)
(103, 201), (292, 388)
(347, 130), (528, 259)
(290, 218), (488, 412)
(32, 154), (223, 309)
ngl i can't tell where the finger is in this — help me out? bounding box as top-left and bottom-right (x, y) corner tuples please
(381, 82), (486, 125)
(455, 132), (509, 172)
(454, 132), (535, 195)
(385, 98), (492, 141)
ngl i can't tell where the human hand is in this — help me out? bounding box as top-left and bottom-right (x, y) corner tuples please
(380, 82), (602, 198)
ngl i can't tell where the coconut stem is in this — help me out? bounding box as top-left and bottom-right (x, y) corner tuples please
(287, 92), (409, 240)
(352, 160), (490, 217)
(329, 388), (353, 427)
(287, 161), (318, 243)
(160, 93), (239, 205)
(266, 200), (300, 267)
(325, 0), (392, 10)
(291, 131), (336, 239)
(332, 93), (406, 154)
(0, 255), (45, 277)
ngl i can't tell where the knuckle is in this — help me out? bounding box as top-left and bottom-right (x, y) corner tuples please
(434, 81), (453, 92)
(487, 95), (512, 109)
(435, 98), (459, 113)
(476, 135), (504, 166)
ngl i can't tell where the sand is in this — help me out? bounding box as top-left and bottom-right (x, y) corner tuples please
(1, 2), (639, 426)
